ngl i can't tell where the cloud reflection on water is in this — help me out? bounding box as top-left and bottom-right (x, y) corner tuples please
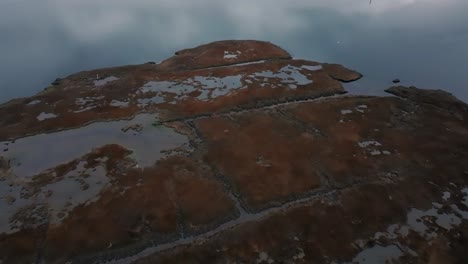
(0, 0), (467, 102)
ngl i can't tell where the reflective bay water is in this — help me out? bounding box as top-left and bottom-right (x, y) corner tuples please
(0, 0), (467, 103)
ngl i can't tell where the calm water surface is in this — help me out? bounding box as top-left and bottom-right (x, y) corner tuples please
(1, 0), (467, 103)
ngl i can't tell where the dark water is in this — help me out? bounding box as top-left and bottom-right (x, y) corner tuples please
(1, 0), (467, 103)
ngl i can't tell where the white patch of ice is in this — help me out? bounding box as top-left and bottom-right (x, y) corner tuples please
(73, 106), (97, 113)
(358, 141), (382, 148)
(442, 191), (451, 201)
(110, 100), (129, 108)
(75, 96), (104, 108)
(36, 112), (58, 121)
(251, 65), (313, 86)
(224, 50), (241, 59)
(355, 105), (368, 113)
(94, 76), (119, 87)
(136, 63), (318, 106)
(137, 75), (243, 105)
